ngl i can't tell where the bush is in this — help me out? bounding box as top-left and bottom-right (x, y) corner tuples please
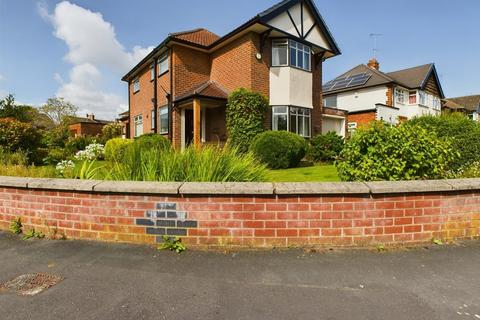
(336, 121), (458, 181)
(226, 88), (269, 153)
(43, 148), (70, 165)
(101, 122), (123, 143)
(42, 124), (71, 148)
(250, 131), (308, 169)
(409, 113), (480, 173)
(105, 138), (133, 162)
(0, 118), (42, 153)
(0, 147), (28, 166)
(308, 132), (344, 162)
(65, 135), (96, 155)
(111, 145), (266, 182)
(134, 133), (171, 152)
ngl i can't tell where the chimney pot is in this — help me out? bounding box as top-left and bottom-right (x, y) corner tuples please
(87, 113), (95, 120)
(368, 58), (380, 70)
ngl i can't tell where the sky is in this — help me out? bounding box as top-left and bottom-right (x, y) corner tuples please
(0, 0), (479, 119)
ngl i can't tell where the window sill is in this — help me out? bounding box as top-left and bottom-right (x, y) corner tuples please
(158, 70), (169, 78)
(270, 65), (312, 73)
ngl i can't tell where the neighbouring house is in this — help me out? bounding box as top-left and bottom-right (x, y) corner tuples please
(121, 0), (347, 148)
(443, 95), (480, 121)
(117, 111), (130, 138)
(69, 114), (112, 137)
(323, 58), (445, 132)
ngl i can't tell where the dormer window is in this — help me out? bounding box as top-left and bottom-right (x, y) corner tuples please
(272, 39), (311, 72)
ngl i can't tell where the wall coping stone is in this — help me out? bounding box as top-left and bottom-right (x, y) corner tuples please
(93, 181), (182, 195)
(274, 182), (370, 195)
(365, 180), (454, 194)
(179, 182), (274, 195)
(2, 176), (480, 196)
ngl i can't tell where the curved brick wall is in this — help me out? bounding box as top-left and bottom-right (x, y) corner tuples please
(0, 177), (479, 248)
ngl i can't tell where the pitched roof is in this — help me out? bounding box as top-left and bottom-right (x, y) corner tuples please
(447, 95), (480, 112)
(170, 28), (220, 47)
(69, 116), (112, 125)
(324, 63), (443, 97)
(174, 81), (229, 103)
(386, 64), (433, 89)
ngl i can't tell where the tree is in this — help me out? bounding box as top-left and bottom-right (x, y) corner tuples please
(39, 97), (78, 125)
(0, 94), (36, 123)
(101, 122), (123, 142)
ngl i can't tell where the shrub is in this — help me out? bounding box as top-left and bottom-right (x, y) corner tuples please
(111, 145), (266, 182)
(43, 124), (71, 148)
(308, 132), (344, 162)
(101, 122), (123, 142)
(134, 133), (171, 152)
(0, 118), (42, 153)
(0, 147), (28, 166)
(105, 138), (133, 162)
(409, 113), (480, 172)
(336, 121), (458, 181)
(65, 135), (96, 155)
(226, 88), (269, 153)
(43, 148), (70, 165)
(250, 131), (308, 169)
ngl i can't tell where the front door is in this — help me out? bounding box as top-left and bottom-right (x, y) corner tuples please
(184, 109), (194, 146)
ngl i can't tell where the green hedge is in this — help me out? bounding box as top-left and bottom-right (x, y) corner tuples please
(226, 88), (268, 153)
(250, 131), (308, 169)
(335, 121), (458, 181)
(308, 132), (344, 162)
(105, 138), (133, 162)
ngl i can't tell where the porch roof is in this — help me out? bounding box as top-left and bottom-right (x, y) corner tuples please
(174, 81), (229, 104)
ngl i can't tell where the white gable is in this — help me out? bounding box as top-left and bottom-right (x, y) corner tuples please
(266, 2), (332, 51)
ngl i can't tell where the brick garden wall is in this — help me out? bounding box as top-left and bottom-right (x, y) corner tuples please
(0, 178), (479, 249)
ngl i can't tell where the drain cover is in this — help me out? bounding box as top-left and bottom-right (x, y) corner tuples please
(0, 273), (63, 296)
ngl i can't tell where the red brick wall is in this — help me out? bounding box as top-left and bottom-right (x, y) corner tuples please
(348, 112), (377, 127)
(69, 123), (105, 137)
(1, 186), (479, 249)
(172, 45), (210, 98)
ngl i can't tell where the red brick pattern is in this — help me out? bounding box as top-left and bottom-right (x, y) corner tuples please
(1, 187), (479, 249)
(348, 112), (377, 127)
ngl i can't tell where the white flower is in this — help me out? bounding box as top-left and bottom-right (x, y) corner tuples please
(56, 160), (75, 174)
(74, 143), (105, 161)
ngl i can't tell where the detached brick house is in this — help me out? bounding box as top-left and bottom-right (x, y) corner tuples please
(323, 59), (444, 133)
(121, 0), (347, 148)
(68, 114), (112, 137)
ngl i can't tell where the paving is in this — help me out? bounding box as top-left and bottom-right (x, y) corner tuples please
(0, 231), (479, 320)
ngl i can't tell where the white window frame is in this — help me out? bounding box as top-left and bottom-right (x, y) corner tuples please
(272, 39), (289, 67)
(408, 90), (417, 105)
(272, 106), (311, 138)
(150, 63), (155, 81)
(419, 91), (426, 106)
(134, 114), (143, 137)
(348, 122), (358, 133)
(159, 106), (169, 134)
(289, 40), (311, 71)
(323, 95), (337, 108)
(158, 52), (169, 75)
(395, 88), (405, 105)
(133, 78), (140, 93)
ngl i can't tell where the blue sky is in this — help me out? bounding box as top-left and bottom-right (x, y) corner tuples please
(0, 0), (478, 119)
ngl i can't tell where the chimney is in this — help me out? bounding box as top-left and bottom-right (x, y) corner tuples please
(86, 113), (95, 121)
(367, 58), (380, 70)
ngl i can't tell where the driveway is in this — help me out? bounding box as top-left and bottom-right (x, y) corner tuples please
(0, 231), (479, 320)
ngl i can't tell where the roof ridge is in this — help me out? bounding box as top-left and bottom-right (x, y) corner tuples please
(170, 28), (211, 36)
(386, 63), (433, 75)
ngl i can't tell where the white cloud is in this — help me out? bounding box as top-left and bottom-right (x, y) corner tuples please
(39, 1), (154, 119)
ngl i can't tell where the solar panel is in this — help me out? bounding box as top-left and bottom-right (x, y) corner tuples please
(323, 73), (372, 92)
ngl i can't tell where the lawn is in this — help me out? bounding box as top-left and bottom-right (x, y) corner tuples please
(266, 164), (340, 182)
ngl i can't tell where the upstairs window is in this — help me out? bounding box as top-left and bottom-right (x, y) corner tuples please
(159, 106), (169, 134)
(395, 88), (405, 104)
(150, 63), (155, 81)
(324, 95), (337, 108)
(272, 39), (311, 71)
(419, 91), (426, 105)
(158, 52), (169, 75)
(272, 40), (288, 66)
(409, 91), (417, 104)
(290, 40), (311, 71)
(133, 78), (140, 93)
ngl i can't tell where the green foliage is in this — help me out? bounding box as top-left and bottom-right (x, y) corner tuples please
(0, 164), (57, 178)
(0, 118), (42, 159)
(250, 131), (308, 169)
(308, 132), (344, 163)
(111, 145), (266, 182)
(336, 121), (458, 181)
(226, 88), (269, 153)
(409, 113), (480, 172)
(65, 135), (96, 155)
(22, 228), (45, 240)
(43, 124), (71, 149)
(43, 148), (70, 165)
(105, 138), (133, 162)
(158, 235), (186, 253)
(9, 218), (22, 235)
(453, 160), (480, 178)
(101, 122), (123, 142)
(0, 94), (37, 123)
(74, 160), (104, 180)
(0, 147), (28, 166)
(134, 133), (172, 152)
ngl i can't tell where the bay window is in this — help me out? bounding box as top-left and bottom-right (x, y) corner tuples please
(395, 88), (405, 104)
(134, 115), (143, 137)
(419, 91), (426, 105)
(272, 106), (311, 138)
(159, 106), (169, 134)
(272, 39), (311, 71)
(409, 91), (417, 104)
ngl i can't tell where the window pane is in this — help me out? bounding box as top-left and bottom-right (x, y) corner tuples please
(151, 110), (155, 129)
(298, 49), (304, 68)
(304, 116), (311, 137)
(290, 47), (297, 67)
(159, 107), (168, 134)
(304, 52), (310, 71)
(290, 113), (297, 133)
(272, 40), (288, 66)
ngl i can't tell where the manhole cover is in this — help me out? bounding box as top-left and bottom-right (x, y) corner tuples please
(0, 273), (63, 296)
